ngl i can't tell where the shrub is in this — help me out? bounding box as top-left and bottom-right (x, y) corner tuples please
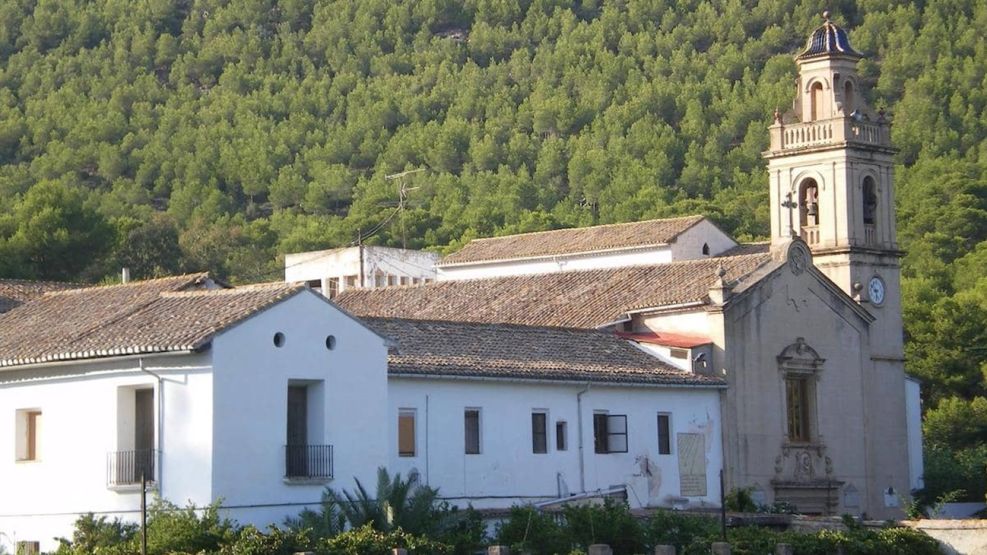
(217, 525), (313, 555)
(142, 500), (237, 554)
(644, 509), (719, 553)
(561, 499), (643, 554)
(724, 487), (758, 512)
(317, 523), (451, 555)
(53, 513), (137, 555)
(494, 505), (571, 555)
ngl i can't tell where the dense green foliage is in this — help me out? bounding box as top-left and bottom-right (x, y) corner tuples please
(52, 499), (942, 555)
(0, 0), (985, 501)
(493, 503), (940, 555)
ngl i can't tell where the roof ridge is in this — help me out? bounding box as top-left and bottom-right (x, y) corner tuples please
(161, 283), (298, 297)
(43, 273), (209, 296)
(467, 215), (705, 243)
(363, 316), (615, 334)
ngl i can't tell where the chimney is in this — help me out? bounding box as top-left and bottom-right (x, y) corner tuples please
(708, 265), (732, 305)
(121, 268), (131, 284)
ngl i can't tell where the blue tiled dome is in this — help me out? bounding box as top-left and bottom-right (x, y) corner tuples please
(797, 15), (862, 60)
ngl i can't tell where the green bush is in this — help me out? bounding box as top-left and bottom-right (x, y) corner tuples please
(562, 499), (644, 554)
(217, 525), (314, 555)
(53, 513), (137, 555)
(317, 524), (451, 555)
(494, 505), (571, 555)
(644, 509), (719, 553)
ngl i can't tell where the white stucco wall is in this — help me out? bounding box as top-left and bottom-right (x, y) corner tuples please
(669, 220), (737, 260)
(905, 376), (924, 491)
(209, 290), (390, 528)
(0, 353), (213, 552)
(436, 247), (675, 281)
(387, 378), (723, 510)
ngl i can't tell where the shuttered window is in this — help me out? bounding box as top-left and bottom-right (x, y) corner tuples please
(398, 409), (416, 457)
(593, 413), (628, 454)
(531, 412), (547, 454)
(657, 413), (671, 455)
(465, 409), (480, 455)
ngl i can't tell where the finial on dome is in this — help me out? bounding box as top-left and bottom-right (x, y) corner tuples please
(822, 10), (831, 22)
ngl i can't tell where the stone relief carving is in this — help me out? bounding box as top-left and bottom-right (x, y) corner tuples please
(788, 240), (811, 275)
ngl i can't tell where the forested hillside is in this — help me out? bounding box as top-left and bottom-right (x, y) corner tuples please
(0, 0), (984, 501)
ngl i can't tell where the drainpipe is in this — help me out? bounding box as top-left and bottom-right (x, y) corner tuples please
(425, 394), (430, 486)
(139, 358), (164, 495)
(576, 384), (590, 493)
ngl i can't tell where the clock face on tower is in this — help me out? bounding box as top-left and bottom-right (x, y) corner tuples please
(868, 276), (886, 306)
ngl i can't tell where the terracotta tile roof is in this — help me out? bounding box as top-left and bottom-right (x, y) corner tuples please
(364, 317), (724, 386)
(721, 242), (771, 257)
(338, 253), (771, 328)
(0, 274), (304, 368)
(439, 215), (706, 265)
(0, 279), (77, 313)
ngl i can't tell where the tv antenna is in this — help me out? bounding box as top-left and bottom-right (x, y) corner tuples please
(355, 168), (425, 248)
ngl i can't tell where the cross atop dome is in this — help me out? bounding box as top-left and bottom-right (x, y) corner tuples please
(797, 11), (862, 60)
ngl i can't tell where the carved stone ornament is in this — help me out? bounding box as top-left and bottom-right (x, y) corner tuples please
(777, 337), (825, 370)
(788, 240), (811, 275)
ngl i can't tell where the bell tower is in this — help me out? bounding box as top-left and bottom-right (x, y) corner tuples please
(763, 14), (911, 518)
(764, 13), (903, 353)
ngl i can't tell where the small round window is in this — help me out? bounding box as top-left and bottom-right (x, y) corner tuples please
(273, 332), (285, 347)
(325, 335), (336, 350)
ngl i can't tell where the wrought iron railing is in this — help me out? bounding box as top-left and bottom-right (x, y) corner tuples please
(285, 444), (333, 479)
(107, 449), (158, 486)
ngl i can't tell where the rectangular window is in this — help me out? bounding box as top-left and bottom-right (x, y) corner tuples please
(465, 409), (481, 454)
(593, 413), (628, 454)
(657, 413), (671, 455)
(556, 421), (568, 451)
(398, 409), (416, 457)
(531, 411), (547, 454)
(670, 347), (689, 359)
(786, 377), (811, 442)
(15, 409), (42, 461)
(327, 278), (340, 299)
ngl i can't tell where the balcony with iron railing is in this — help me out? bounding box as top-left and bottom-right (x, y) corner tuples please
(769, 116), (891, 152)
(285, 444), (333, 482)
(107, 449), (158, 488)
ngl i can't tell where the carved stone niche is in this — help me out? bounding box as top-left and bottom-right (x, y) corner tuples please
(773, 338), (841, 515)
(776, 337), (825, 374)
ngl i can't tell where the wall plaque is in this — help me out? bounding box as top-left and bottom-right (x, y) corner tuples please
(677, 433), (707, 497)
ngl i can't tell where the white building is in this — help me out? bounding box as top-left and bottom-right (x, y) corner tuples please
(0, 275), (390, 552)
(285, 245), (439, 298)
(436, 215), (737, 281)
(370, 318), (724, 510)
(0, 274), (720, 552)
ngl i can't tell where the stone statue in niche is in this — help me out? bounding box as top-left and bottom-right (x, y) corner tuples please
(794, 450), (815, 481)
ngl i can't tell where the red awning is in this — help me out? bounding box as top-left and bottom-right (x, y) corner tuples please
(616, 330), (712, 349)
